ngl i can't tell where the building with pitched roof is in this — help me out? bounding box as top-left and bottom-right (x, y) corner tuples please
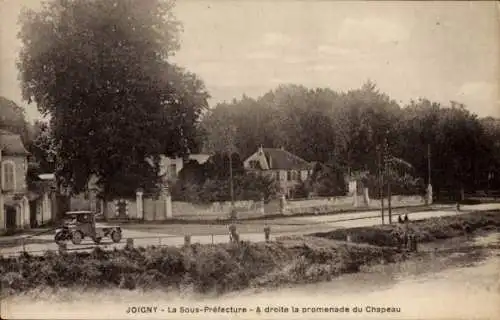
(0, 129), (31, 232)
(243, 146), (314, 197)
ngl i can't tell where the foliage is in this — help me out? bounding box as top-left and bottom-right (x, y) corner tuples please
(312, 210), (500, 246)
(172, 152), (278, 203)
(28, 120), (57, 173)
(309, 163), (348, 197)
(172, 171), (278, 203)
(17, 0), (209, 199)
(0, 96), (31, 144)
(0, 237), (397, 296)
(201, 83), (500, 198)
(361, 172), (426, 198)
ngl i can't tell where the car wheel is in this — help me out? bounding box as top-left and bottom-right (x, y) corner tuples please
(92, 237), (102, 244)
(111, 230), (122, 243)
(71, 231), (83, 245)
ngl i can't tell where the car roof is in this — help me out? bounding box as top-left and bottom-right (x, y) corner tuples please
(65, 211), (95, 215)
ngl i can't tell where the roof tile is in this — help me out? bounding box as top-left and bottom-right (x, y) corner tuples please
(262, 148), (312, 170)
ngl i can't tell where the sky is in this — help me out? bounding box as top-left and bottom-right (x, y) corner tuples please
(0, 0), (499, 122)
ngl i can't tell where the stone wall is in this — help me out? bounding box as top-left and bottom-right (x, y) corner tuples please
(284, 194), (425, 215)
(172, 200), (260, 218)
(73, 191), (426, 221)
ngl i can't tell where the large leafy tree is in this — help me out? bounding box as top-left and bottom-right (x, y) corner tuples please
(18, 0), (209, 200)
(331, 81), (401, 174)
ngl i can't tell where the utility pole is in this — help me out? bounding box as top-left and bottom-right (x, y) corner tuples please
(387, 177), (392, 224)
(426, 143), (433, 205)
(427, 144), (432, 185)
(229, 151), (236, 220)
(377, 146), (385, 224)
(384, 136), (392, 224)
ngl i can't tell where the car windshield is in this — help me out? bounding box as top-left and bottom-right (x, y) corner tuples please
(76, 214), (90, 223)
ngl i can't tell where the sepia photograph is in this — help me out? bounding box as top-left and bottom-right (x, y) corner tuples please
(0, 0), (499, 319)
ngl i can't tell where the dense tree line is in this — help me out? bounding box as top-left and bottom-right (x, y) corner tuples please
(202, 82), (500, 199)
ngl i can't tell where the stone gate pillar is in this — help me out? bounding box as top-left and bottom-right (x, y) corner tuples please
(22, 196), (30, 228)
(165, 192), (172, 219)
(0, 192), (4, 231)
(363, 187), (370, 206)
(279, 194), (287, 215)
(426, 184), (433, 205)
(136, 189), (144, 220)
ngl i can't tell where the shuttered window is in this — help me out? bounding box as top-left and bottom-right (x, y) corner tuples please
(2, 161), (15, 191)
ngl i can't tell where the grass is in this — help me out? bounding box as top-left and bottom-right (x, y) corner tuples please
(1, 210), (498, 298)
(310, 210), (500, 247)
(0, 238), (406, 297)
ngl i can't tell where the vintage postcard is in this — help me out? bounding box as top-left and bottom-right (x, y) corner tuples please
(0, 0), (499, 319)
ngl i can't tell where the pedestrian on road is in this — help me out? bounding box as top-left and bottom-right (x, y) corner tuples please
(398, 215), (403, 224)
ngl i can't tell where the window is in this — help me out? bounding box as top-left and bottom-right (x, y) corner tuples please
(2, 161), (15, 191)
(301, 170), (308, 181)
(279, 171), (286, 181)
(168, 164), (177, 179)
(249, 160), (260, 169)
(287, 171), (292, 181)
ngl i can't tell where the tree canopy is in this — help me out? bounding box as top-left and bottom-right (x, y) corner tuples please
(201, 82), (500, 198)
(0, 96), (32, 144)
(17, 0), (209, 198)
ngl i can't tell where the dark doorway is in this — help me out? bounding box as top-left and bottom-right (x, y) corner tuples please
(30, 200), (38, 228)
(5, 205), (17, 230)
(117, 200), (128, 218)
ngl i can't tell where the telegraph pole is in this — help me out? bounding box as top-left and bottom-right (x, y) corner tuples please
(427, 144), (432, 185)
(426, 143), (433, 205)
(229, 151), (236, 220)
(377, 146), (385, 224)
(384, 135), (392, 224)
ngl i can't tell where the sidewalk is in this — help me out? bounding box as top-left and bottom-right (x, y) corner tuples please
(0, 228), (53, 247)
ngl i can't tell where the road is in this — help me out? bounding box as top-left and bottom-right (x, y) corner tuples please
(1, 203), (499, 257)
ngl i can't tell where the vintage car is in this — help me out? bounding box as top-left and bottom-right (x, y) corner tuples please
(54, 210), (122, 245)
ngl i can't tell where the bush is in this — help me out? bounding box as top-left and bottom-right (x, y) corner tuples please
(362, 173), (426, 198)
(173, 172), (279, 204)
